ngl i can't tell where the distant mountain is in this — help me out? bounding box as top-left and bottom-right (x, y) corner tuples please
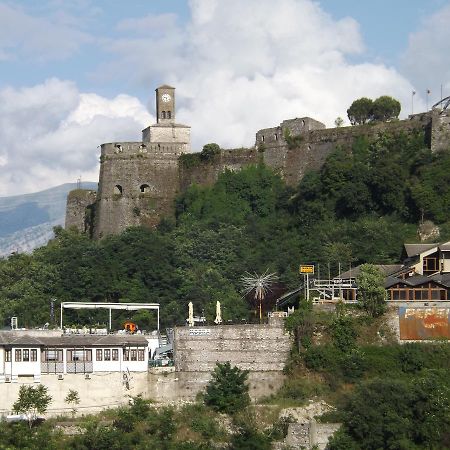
(0, 183), (97, 257)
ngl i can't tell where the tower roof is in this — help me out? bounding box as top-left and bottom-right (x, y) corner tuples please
(156, 84), (175, 90)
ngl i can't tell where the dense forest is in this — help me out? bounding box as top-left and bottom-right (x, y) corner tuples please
(1, 129), (450, 329)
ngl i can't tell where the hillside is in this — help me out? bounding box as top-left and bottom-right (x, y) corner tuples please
(2, 128), (450, 329)
(0, 183), (96, 257)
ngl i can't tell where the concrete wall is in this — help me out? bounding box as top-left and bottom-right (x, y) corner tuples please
(173, 321), (292, 372)
(0, 369), (285, 417)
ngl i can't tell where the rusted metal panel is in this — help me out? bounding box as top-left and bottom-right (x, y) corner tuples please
(399, 307), (450, 340)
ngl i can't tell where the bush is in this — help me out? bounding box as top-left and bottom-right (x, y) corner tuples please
(204, 362), (250, 415)
(341, 349), (367, 381)
(278, 377), (326, 402)
(399, 343), (426, 374)
(330, 316), (357, 352)
(304, 345), (338, 372)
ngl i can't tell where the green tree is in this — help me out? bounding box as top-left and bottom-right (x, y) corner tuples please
(356, 264), (386, 317)
(204, 362), (250, 414)
(13, 384), (52, 428)
(65, 389), (80, 418)
(200, 143), (221, 161)
(347, 97), (373, 125)
(372, 95), (401, 122)
(327, 376), (450, 450)
(334, 116), (344, 127)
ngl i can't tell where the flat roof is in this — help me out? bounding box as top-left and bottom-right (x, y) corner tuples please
(61, 302), (159, 311)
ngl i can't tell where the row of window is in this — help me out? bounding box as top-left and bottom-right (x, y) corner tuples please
(161, 111), (172, 119)
(5, 349), (38, 362)
(389, 288), (447, 301)
(114, 184), (151, 196)
(6, 348), (146, 363)
(96, 349), (119, 361)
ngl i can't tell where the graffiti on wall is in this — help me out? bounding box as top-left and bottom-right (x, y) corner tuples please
(399, 307), (450, 340)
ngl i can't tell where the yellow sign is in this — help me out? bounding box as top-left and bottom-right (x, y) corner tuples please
(299, 265), (315, 274)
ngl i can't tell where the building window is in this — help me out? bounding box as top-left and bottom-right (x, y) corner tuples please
(261, 135), (265, 142)
(140, 184), (150, 193)
(123, 348), (140, 361)
(104, 349), (111, 361)
(67, 349), (92, 362)
(31, 350), (37, 362)
(43, 349), (63, 362)
(23, 349), (30, 362)
(112, 349), (119, 361)
(161, 111), (166, 119)
(5, 349), (11, 362)
(138, 350), (145, 361)
(96, 349), (102, 361)
(15, 349), (22, 362)
(114, 185), (123, 195)
(423, 253), (439, 274)
(167, 111), (171, 119)
(274, 133), (278, 140)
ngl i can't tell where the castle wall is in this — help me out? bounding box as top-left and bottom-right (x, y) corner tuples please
(173, 320), (292, 372)
(66, 109), (450, 238)
(179, 148), (259, 191)
(65, 189), (97, 234)
(431, 110), (450, 152)
(93, 142), (182, 238)
(260, 116), (430, 186)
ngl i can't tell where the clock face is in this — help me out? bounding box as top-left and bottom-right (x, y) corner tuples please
(161, 93), (171, 103)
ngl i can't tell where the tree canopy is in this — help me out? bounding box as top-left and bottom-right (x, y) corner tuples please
(204, 362), (250, 414)
(347, 95), (401, 125)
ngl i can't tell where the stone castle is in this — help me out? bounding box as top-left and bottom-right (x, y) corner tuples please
(65, 86), (450, 237)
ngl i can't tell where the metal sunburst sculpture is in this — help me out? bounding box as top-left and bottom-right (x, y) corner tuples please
(241, 270), (278, 322)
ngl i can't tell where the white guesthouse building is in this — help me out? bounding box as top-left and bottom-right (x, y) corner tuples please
(0, 332), (149, 383)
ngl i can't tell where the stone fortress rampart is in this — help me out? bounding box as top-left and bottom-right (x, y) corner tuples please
(65, 85), (450, 237)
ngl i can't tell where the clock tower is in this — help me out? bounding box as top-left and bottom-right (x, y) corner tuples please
(141, 84), (191, 151)
(156, 85), (175, 124)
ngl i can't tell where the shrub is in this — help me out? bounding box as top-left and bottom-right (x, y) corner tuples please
(399, 343), (426, 374)
(330, 316), (357, 352)
(204, 362), (250, 415)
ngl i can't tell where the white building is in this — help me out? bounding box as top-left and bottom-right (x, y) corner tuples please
(0, 332), (149, 383)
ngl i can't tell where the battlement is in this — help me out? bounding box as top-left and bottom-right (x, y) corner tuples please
(256, 117), (326, 147)
(100, 142), (187, 159)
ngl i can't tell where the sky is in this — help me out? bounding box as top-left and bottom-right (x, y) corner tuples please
(1, 0), (450, 196)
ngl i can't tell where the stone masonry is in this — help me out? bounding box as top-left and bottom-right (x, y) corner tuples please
(65, 85), (450, 237)
(173, 318), (292, 372)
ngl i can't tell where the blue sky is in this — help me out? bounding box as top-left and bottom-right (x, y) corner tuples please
(1, 0), (450, 195)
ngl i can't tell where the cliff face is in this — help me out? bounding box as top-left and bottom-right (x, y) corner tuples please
(66, 110), (449, 238)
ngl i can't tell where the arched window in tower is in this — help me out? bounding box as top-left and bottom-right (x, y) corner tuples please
(114, 185), (123, 195)
(161, 111), (166, 119)
(167, 111), (171, 119)
(140, 184), (150, 193)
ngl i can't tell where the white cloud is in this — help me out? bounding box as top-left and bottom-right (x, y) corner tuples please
(0, 2), (92, 61)
(104, 0), (419, 150)
(401, 3), (450, 104)
(0, 79), (152, 196)
(2, 0), (434, 195)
